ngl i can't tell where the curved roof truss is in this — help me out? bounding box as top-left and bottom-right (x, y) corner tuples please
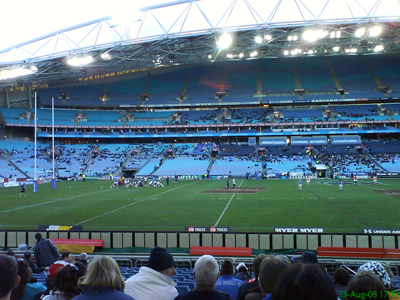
(1, 0), (399, 64)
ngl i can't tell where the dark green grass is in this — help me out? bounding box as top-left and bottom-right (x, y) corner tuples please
(1, 178), (399, 233)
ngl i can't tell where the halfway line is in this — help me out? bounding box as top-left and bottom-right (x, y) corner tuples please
(214, 180), (243, 227)
(75, 181), (197, 225)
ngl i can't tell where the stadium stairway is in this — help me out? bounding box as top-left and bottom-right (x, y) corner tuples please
(113, 154), (133, 176)
(325, 56), (346, 100)
(207, 158), (214, 174)
(81, 145), (99, 174)
(5, 158), (29, 178)
(362, 56), (390, 98)
(149, 157), (167, 176)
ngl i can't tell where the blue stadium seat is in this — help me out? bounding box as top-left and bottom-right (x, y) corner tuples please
(176, 285), (190, 295)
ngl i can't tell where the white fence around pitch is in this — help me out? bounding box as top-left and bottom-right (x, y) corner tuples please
(1, 230), (399, 251)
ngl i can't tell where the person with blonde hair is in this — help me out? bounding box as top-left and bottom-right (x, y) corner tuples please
(71, 256), (134, 300)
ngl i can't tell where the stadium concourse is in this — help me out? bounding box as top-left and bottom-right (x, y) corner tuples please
(1, 1), (400, 299)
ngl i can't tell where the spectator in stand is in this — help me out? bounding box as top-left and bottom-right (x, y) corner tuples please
(257, 255), (291, 300)
(72, 255), (134, 300)
(61, 252), (75, 264)
(234, 263), (250, 282)
(33, 233), (60, 269)
(125, 247), (178, 300)
(23, 252), (44, 274)
(271, 263), (337, 300)
(345, 271), (389, 300)
(175, 255), (231, 300)
(78, 253), (89, 266)
(381, 263), (400, 291)
(215, 260), (243, 299)
(6, 249), (16, 258)
(42, 264), (82, 300)
(357, 262), (391, 290)
(33, 261), (68, 300)
(236, 254), (266, 300)
(333, 268), (350, 299)
(355, 261), (399, 299)
(0, 254), (20, 300)
(11, 259), (46, 300)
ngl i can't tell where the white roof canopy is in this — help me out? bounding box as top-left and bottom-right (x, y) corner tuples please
(1, 0), (399, 64)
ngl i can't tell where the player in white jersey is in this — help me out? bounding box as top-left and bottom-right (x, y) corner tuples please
(373, 176), (377, 185)
(306, 176), (311, 186)
(110, 181), (119, 188)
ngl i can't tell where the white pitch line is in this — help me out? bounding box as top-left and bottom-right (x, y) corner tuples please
(75, 181), (197, 225)
(358, 184), (385, 191)
(214, 180), (243, 227)
(0, 189), (114, 214)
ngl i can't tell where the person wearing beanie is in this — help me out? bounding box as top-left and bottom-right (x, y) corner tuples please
(124, 246), (178, 300)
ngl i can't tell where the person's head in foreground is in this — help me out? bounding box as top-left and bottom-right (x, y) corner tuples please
(271, 262), (337, 300)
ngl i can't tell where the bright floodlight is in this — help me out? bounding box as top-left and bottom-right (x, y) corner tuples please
(283, 50), (289, 55)
(101, 53), (111, 60)
(0, 65), (38, 81)
(345, 48), (358, 53)
(290, 49), (301, 55)
(355, 28), (366, 37)
(250, 51), (258, 57)
(330, 32), (335, 38)
(218, 34), (232, 49)
(307, 50), (314, 54)
(67, 55), (93, 66)
(208, 54), (212, 59)
(255, 36), (263, 44)
(239, 52), (244, 58)
(264, 34), (272, 40)
(303, 29), (328, 42)
(369, 26), (382, 37)
(374, 45), (384, 52)
(333, 46), (340, 52)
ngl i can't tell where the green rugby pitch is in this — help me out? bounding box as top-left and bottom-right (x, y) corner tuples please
(0, 178), (399, 233)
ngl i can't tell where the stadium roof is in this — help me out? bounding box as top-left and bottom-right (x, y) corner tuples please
(0, 0), (399, 90)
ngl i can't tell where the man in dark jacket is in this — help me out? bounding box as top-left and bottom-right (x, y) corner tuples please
(175, 255), (232, 300)
(236, 254), (266, 300)
(33, 233), (60, 268)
